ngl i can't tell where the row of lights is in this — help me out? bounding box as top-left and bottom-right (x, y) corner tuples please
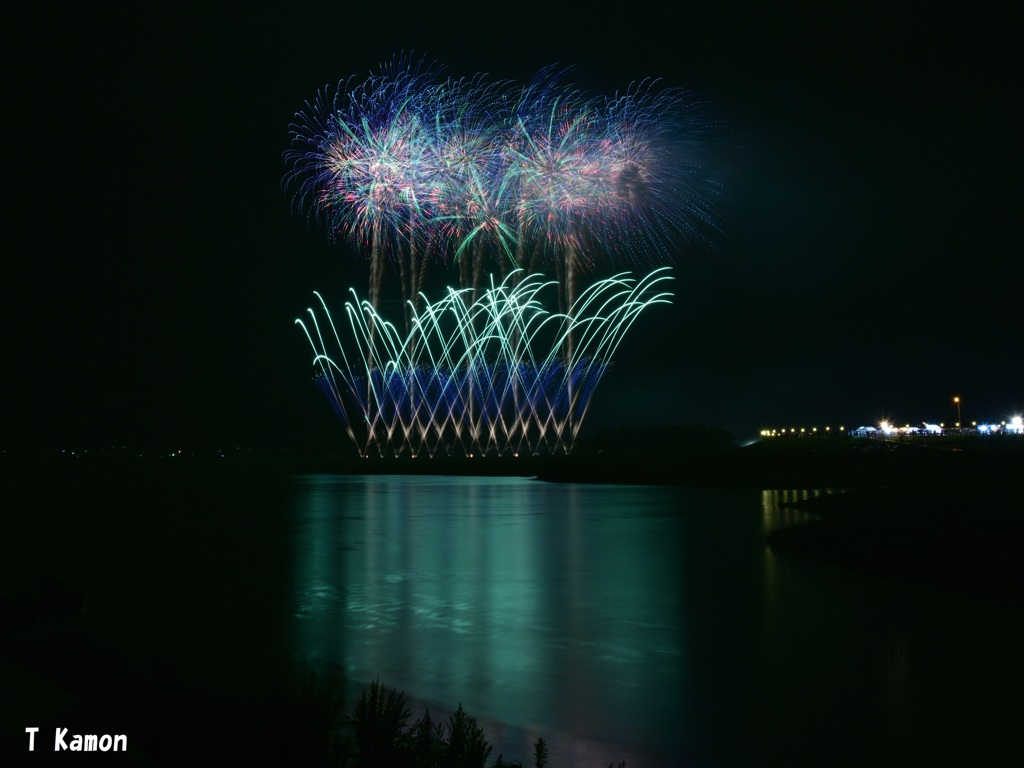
(763, 397), (1022, 438)
(882, 418), (1022, 430)
(941, 396), (1022, 433)
(762, 417), (1024, 438)
(760, 426), (846, 437)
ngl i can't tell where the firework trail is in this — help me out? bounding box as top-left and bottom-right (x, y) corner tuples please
(285, 55), (447, 403)
(296, 268), (673, 457)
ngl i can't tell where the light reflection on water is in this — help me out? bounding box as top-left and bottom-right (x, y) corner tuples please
(292, 476), (690, 766)
(760, 488), (836, 535)
(288, 475), (1024, 768)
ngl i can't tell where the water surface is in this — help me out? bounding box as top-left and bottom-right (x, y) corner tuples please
(288, 476), (1024, 767)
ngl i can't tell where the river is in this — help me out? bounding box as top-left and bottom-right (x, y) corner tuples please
(286, 475), (1024, 767)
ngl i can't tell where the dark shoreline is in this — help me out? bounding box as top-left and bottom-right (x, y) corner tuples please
(7, 436), (1022, 490)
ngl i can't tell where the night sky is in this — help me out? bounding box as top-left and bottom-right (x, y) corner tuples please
(4, 3), (1019, 452)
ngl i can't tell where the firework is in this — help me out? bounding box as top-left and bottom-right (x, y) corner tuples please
(284, 55), (447, 313)
(418, 72), (517, 303)
(286, 61), (717, 454)
(596, 79), (723, 263)
(285, 61), (721, 304)
(296, 269), (674, 457)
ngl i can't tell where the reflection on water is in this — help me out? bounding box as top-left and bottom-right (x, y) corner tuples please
(759, 488), (836, 535)
(288, 475), (1024, 768)
(884, 633), (912, 727)
(291, 476), (688, 766)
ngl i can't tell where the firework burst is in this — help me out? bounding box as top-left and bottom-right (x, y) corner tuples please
(284, 55), (446, 311)
(285, 60), (721, 303)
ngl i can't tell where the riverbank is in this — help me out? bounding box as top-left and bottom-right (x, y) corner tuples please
(7, 433), (1022, 490)
(535, 441), (1024, 488)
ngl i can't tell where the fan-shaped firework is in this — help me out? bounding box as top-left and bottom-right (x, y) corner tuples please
(296, 269), (673, 457)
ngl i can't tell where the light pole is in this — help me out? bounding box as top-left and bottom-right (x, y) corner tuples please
(953, 396), (961, 427)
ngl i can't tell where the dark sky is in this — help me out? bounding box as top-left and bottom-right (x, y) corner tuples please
(4, 3), (1020, 451)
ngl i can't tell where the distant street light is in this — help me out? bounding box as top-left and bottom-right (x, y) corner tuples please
(953, 396), (961, 426)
